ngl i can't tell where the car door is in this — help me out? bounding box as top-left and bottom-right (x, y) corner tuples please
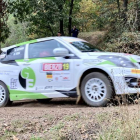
(23, 39), (74, 94)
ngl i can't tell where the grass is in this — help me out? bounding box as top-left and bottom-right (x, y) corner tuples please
(50, 122), (64, 131)
(0, 131), (17, 140)
(64, 113), (80, 121)
(97, 106), (140, 140)
(30, 137), (44, 140)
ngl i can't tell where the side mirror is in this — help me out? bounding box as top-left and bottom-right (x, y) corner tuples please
(53, 48), (69, 57)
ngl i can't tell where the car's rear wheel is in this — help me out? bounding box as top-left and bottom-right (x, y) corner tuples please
(37, 98), (52, 104)
(81, 72), (113, 107)
(0, 81), (12, 107)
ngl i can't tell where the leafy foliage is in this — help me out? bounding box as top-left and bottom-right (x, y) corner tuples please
(1, 0), (140, 54)
(7, 0), (81, 38)
(2, 15), (28, 48)
(0, 0), (10, 49)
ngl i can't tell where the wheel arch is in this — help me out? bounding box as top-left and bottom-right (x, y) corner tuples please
(0, 79), (12, 106)
(0, 80), (8, 87)
(76, 68), (115, 104)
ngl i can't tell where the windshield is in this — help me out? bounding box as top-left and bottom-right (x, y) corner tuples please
(71, 41), (102, 52)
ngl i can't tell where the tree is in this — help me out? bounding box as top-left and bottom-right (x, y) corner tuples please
(8, 0), (82, 38)
(116, 0), (120, 17)
(68, 0), (74, 36)
(8, 0), (60, 37)
(0, 0), (10, 51)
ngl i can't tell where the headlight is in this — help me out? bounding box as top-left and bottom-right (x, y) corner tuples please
(98, 55), (137, 68)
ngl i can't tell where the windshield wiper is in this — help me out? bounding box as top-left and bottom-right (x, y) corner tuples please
(82, 50), (95, 52)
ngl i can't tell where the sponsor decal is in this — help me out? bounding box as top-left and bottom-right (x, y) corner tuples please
(43, 63), (70, 71)
(83, 59), (103, 66)
(62, 76), (70, 81)
(0, 70), (18, 76)
(46, 72), (53, 79)
(13, 52), (20, 56)
(54, 86), (63, 89)
(45, 71), (71, 82)
(83, 59), (102, 63)
(19, 67), (36, 89)
(45, 86), (52, 90)
(36, 87), (44, 90)
(131, 69), (140, 74)
(48, 79), (53, 82)
(10, 78), (18, 89)
(14, 47), (24, 52)
(63, 77), (68, 80)
(55, 77), (59, 81)
(36, 86), (61, 90)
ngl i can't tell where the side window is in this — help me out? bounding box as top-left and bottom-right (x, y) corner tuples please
(29, 39), (68, 59)
(2, 45), (25, 61)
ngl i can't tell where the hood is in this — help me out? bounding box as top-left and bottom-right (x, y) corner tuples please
(88, 52), (140, 63)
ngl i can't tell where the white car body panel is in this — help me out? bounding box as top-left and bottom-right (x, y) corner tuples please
(1, 36), (140, 101)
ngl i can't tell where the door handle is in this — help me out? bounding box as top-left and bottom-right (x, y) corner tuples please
(23, 63), (30, 66)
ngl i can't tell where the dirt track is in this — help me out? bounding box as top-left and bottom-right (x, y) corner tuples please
(0, 98), (140, 140)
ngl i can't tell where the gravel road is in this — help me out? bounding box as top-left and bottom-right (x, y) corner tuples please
(0, 98), (140, 140)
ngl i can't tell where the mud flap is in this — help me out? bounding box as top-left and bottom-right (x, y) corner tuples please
(76, 86), (84, 104)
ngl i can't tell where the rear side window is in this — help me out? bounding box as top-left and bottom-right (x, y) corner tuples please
(2, 45), (25, 61)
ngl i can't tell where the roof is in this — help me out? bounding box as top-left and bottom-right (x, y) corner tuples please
(1, 36), (86, 52)
(2, 39), (38, 52)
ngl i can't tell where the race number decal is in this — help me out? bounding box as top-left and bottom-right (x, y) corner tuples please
(10, 78), (18, 89)
(43, 63), (70, 71)
(63, 63), (69, 70)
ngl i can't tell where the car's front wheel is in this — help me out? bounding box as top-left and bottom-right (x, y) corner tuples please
(81, 72), (113, 107)
(0, 81), (12, 107)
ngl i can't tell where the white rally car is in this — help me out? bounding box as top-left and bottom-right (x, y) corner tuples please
(0, 36), (140, 107)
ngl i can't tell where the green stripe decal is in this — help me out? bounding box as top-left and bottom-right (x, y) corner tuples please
(130, 57), (137, 63)
(97, 61), (116, 66)
(16, 39), (37, 47)
(9, 88), (48, 101)
(27, 57), (56, 63)
(10, 91), (48, 100)
(16, 57), (56, 63)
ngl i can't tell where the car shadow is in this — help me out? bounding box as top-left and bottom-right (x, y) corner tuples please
(11, 98), (87, 108)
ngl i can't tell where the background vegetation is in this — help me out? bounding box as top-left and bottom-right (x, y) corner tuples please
(0, 1), (140, 140)
(1, 0), (140, 53)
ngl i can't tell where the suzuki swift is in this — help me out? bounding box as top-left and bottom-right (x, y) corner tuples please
(0, 37), (140, 107)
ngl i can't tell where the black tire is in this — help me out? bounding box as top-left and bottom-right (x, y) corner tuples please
(0, 81), (12, 107)
(37, 98), (52, 104)
(81, 72), (113, 107)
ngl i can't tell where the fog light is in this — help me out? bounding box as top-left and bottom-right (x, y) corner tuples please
(125, 77), (140, 88)
(131, 81), (138, 86)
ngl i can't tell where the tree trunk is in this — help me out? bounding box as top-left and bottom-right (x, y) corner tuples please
(116, 0), (120, 17)
(123, 0), (128, 11)
(135, 0), (140, 31)
(60, 19), (64, 35)
(68, 0), (74, 36)
(122, 0), (128, 23)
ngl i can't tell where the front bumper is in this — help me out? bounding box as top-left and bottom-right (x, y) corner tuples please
(109, 68), (140, 95)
